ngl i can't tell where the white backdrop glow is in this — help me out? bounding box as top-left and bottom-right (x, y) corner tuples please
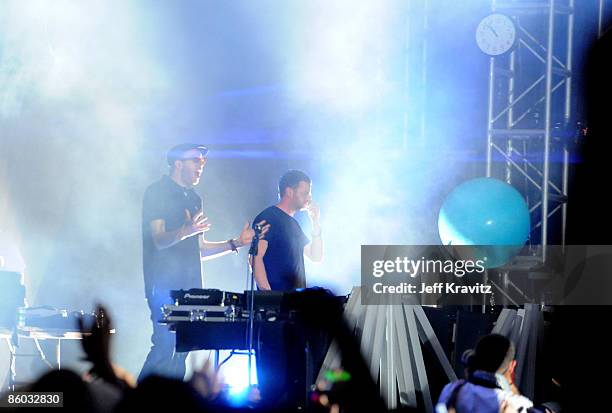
(0, 0), (481, 380)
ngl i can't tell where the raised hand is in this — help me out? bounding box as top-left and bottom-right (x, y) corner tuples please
(183, 209), (211, 239)
(190, 359), (224, 400)
(78, 305), (115, 383)
(237, 220), (270, 246)
(78, 305), (134, 388)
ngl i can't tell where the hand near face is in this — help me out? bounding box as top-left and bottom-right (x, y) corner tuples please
(307, 201), (320, 223)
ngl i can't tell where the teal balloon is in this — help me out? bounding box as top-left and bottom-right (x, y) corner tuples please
(438, 178), (530, 268)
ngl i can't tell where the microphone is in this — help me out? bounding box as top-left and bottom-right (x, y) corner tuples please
(249, 223), (262, 256)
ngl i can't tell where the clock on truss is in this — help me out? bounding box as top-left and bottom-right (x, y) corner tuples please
(476, 13), (518, 56)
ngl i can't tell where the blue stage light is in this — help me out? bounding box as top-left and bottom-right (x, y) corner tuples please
(219, 352), (257, 398)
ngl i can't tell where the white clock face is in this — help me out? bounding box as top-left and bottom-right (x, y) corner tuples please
(476, 13), (517, 56)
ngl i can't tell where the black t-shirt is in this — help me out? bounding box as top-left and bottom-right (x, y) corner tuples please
(142, 175), (203, 298)
(253, 206), (310, 291)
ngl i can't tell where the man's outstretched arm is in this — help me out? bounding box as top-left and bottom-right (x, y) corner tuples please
(200, 220), (270, 261)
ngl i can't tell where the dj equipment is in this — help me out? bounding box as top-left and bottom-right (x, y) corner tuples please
(162, 290), (290, 348)
(170, 289), (242, 306)
(163, 288), (343, 410)
(164, 289), (346, 327)
(18, 307), (97, 330)
(162, 305), (239, 323)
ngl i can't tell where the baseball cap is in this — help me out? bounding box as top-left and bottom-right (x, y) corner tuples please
(166, 143), (209, 166)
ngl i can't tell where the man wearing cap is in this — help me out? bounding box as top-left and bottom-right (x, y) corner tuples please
(139, 143), (267, 381)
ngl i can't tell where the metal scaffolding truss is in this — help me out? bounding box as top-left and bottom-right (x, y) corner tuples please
(485, 0), (576, 262)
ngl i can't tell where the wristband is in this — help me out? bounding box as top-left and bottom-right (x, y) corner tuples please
(228, 239), (239, 254)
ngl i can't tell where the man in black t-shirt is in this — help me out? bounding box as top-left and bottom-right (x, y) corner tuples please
(252, 170), (324, 407)
(252, 170), (323, 290)
(139, 143), (268, 382)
